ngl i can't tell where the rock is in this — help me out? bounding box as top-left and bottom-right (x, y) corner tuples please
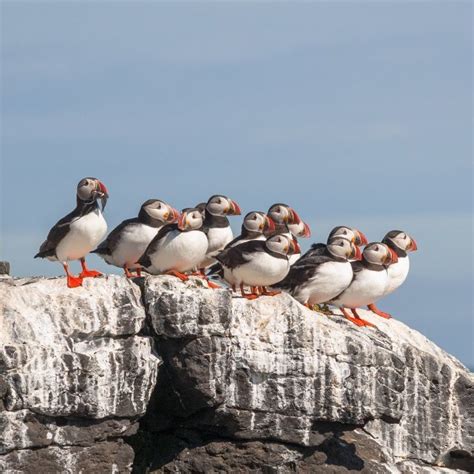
(142, 276), (473, 473)
(0, 274), (472, 472)
(0, 262), (10, 276)
(0, 276), (160, 472)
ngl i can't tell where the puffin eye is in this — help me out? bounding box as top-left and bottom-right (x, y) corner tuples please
(253, 215), (257, 220)
(339, 242), (344, 246)
(374, 245), (379, 251)
(157, 203), (161, 209)
(343, 230), (347, 235)
(217, 198), (222, 204)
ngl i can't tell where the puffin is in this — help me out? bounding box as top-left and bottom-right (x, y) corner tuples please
(92, 199), (179, 277)
(329, 242), (398, 327)
(366, 230), (418, 319)
(137, 207), (208, 281)
(225, 211), (275, 248)
(265, 203), (310, 265)
(198, 194), (241, 268)
(35, 177), (109, 288)
(206, 211), (275, 287)
(278, 237), (362, 308)
(216, 234), (300, 299)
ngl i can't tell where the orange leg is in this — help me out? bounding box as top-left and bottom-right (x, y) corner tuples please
(79, 258), (102, 279)
(240, 283), (259, 300)
(304, 302), (312, 309)
(166, 270), (189, 282)
(62, 263), (83, 288)
(340, 307), (376, 328)
(368, 303), (392, 319)
(123, 265), (134, 278)
(260, 286), (281, 297)
(232, 284), (236, 293)
(136, 267), (142, 277)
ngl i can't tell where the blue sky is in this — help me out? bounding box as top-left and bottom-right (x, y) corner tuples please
(1, 2), (472, 366)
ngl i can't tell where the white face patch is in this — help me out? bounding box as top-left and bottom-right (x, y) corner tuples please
(145, 205), (167, 221)
(266, 234), (290, 255)
(244, 212), (265, 232)
(363, 243), (389, 265)
(327, 238), (352, 259)
(77, 178), (97, 201)
(206, 196), (229, 216)
(268, 205), (289, 224)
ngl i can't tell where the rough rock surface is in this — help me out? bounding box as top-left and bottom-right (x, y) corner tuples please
(0, 276), (159, 473)
(1, 274), (472, 473)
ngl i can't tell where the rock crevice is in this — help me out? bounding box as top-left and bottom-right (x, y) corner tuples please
(1, 275), (472, 473)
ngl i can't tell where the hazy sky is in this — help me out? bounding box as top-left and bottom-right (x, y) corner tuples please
(1, 2), (472, 366)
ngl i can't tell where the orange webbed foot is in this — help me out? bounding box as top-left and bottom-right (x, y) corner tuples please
(80, 269), (102, 279)
(67, 275), (83, 288)
(368, 304), (392, 319)
(166, 270), (189, 282)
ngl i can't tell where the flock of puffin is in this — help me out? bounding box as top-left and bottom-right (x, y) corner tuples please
(35, 177), (418, 328)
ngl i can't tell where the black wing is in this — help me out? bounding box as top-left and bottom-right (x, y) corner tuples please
(35, 210), (78, 258)
(92, 218), (139, 256)
(137, 223), (178, 267)
(278, 249), (334, 290)
(215, 240), (265, 270)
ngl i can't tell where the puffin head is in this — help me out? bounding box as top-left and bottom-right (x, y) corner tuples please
(195, 202), (207, 218)
(327, 237), (362, 261)
(327, 226), (368, 246)
(383, 230), (418, 252)
(243, 211), (276, 234)
(177, 208), (203, 231)
(206, 195), (241, 216)
(267, 203), (302, 225)
(363, 242), (398, 266)
(140, 199), (180, 224)
(288, 219), (311, 238)
(266, 234), (301, 256)
(77, 177), (109, 210)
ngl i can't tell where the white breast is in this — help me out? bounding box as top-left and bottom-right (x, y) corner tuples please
(293, 261), (353, 306)
(229, 252), (290, 287)
(56, 209), (107, 262)
(148, 230), (208, 274)
(106, 224), (159, 269)
(385, 256), (410, 295)
(331, 267), (388, 309)
(200, 226), (234, 267)
(289, 253), (301, 265)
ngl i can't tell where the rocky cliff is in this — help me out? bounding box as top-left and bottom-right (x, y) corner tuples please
(0, 273), (472, 473)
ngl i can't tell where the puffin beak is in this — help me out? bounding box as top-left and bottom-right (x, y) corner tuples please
(289, 208), (302, 225)
(357, 230), (368, 246)
(177, 212), (187, 231)
(265, 216), (276, 233)
(387, 248), (398, 264)
(227, 199), (241, 215)
(409, 238), (418, 252)
(167, 207), (180, 223)
(289, 238), (301, 254)
(301, 222), (311, 238)
(97, 181), (109, 210)
(352, 246), (362, 261)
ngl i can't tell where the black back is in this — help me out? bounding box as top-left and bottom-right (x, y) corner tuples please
(92, 218), (141, 256)
(35, 200), (99, 259)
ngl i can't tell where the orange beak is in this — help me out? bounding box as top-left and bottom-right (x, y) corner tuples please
(97, 181), (109, 210)
(167, 207), (180, 223)
(177, 212), (187, 230)
(353, 246), (362, 261)
(301, 222), (311, 238)
(409, 238), (418, 252)
(228, 199), (241, 215)
(289, 208), (302, 224)
(265, 216), (276, 233)
(388, 247), (399, 264)
(357, 230), (368, 246)
(290, 238), (301, 254)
